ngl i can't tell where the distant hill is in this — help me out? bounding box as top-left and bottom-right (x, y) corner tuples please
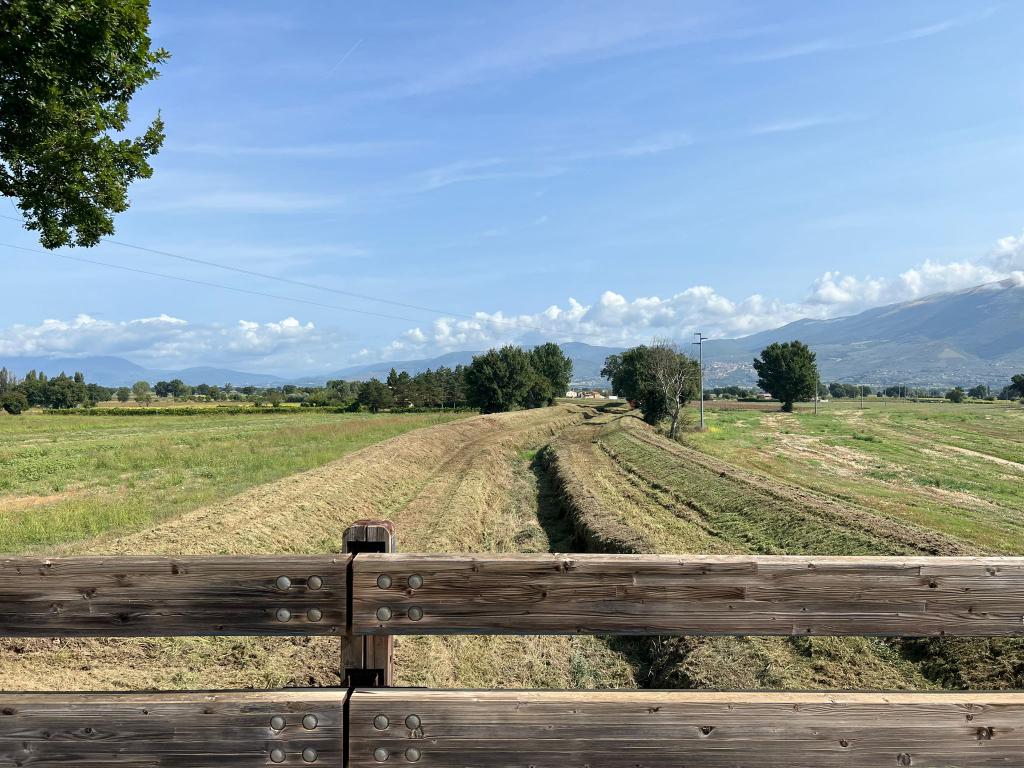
(706, 278), (1024, 387)
(0, 355), (286, 388)
(4, 280), (1019, 389)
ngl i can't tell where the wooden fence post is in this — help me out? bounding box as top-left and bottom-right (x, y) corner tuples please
(342, 520), (396, 687)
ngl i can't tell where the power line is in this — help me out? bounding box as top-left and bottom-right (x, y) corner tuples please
(1, 217), (645, 346)
(0, 213), (472, 320)
(0, 241), (421, 323)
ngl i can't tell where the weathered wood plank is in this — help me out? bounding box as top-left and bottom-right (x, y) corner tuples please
(352, 553), (1024, 636)
(349, 688), (1024, 768)
(0, 555), (348, 636)
(0, 689), (345, 767)
(343, 522), (396, 687)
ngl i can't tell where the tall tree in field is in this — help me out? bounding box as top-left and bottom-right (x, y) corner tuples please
(357, 378), (393, 413)
(464, 346), (534, 413)
(645, 342), (700, 438)
(528, 343), (573, 406)
(1010, 373), (1024, 400)
(602, 343), (698, 437)
(0, 0), (168, 248)
(752, 340), (819, 412)
(131, 380), (152, 404)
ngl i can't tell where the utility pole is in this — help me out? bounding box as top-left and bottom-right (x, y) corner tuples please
(693, 332), (707, 431)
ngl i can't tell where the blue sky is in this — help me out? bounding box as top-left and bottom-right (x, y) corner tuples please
(2, 0), (1023, 375)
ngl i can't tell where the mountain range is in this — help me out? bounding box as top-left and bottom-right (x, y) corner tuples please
(2, 279), (1021, 388)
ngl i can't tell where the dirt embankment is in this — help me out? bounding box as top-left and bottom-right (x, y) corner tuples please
(540, 412), (1024, 691)
(0, 405), (634, 692)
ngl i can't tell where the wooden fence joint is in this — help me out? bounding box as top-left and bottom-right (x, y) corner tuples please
(342, 521), (396, 688)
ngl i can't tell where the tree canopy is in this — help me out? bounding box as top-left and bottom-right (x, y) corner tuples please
(602, 343), (699, 436)
(752, 340), (819, 412)
(0, 0), (168, 248)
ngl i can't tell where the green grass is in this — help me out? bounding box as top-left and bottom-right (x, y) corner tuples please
(0, 409), (468, 551)
(686, 400), (1024, 553)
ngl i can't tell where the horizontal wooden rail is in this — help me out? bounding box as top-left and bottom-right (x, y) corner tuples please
(353, 553), (1024, 637)
(0, 555), (348, 636)
(0, 690), (345, 767)
(349, 688), (1024, 767)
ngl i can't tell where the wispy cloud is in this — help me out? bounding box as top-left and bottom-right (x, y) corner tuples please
(407, 158), (566, 193)
(166, 140), (420, 159)
(363, 4), (721, 99)
(736, 8), (997, 64)
(615, 131), (694, 156)
(747, 115), (863, 135)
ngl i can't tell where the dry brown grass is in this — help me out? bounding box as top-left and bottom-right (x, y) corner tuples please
(0, 405), (635, 692)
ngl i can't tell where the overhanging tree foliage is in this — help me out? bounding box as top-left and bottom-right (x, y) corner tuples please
(0, 0), (168, 248)
(752, 340), (819, 412)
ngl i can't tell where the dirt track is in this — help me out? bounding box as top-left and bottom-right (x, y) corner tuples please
(0, 405), (633, 691)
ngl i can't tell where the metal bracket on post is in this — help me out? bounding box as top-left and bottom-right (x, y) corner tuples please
(342, 520), (396, 688)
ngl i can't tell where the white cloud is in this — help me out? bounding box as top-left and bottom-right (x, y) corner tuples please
(0, 315), (331, 373)
(374, 230), (1024, 359)
(5, 231), (1021, 375)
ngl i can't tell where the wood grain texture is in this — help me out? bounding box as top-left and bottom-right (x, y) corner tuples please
(349, 688), (1024, 768)
(352, 553), (1024, 637)
(343, 522), (397, 687)
(0, 689), (345, 767)
(0, 555), (348, 637)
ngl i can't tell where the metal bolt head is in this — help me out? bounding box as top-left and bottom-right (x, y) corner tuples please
(302, 747), (318, 763)
(373, 715), (390, 730)
(374, 747), (390, 762)
(270, 748), (286, 763)
(407, 574), (423, 590)
(405, 714), (421, 730)
(376, 606), (392, 621)
(407, 606), (423, 622)
(307, 575), (323, 590)
(270, 715), (286, 731)
(307, 608), (323, 622)
(377, 574), (392, 589)
(302, 714), (318, 730)
(405, 747), (421, 762)
(276, 608), (292, 623)
(276, 576), (292, 591)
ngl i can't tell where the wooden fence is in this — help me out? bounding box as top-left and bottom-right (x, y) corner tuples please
(2, 521), (1023, 766)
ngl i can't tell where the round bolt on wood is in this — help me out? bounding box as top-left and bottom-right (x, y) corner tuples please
(276, 608), (292, 623)
(377, 574), (392, 589)
(374, 747), (390, 762)
(307, 608), (323, 622)
(303, 714), (318, 730)
(270, 748), (286, 763)
(405, 747), (421, 762)
(270, 715), (286, 731)
(407, 574), (423, 590)
(302, 747), (318, 763)
(373, 715), (390, 730)
(376, 606), (393, 621)
(407, 606), (423, 622)
(307, 575), (323, 590)
(405, 714), (421, 730)
(276, 576), (292, 591)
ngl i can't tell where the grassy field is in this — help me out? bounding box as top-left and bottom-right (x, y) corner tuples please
(0, 409), (467, 552)
(688, 400), (1024, 552)
(541, 400), (1024, 690)
(2, 398), (1022, 693)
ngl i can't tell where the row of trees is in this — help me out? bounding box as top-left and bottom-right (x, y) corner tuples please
(0, 369), (116, 413)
